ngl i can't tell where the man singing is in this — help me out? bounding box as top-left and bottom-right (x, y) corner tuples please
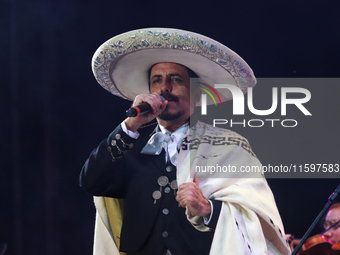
(80, 28), (290, 255)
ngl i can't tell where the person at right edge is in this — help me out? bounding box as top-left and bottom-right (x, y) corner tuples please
(80, 28), (291, 255)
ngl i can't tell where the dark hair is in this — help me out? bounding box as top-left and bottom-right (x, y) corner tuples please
(147, 63), (199, 89)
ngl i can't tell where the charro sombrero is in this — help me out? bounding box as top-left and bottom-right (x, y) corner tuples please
(92, 28), (256, 105)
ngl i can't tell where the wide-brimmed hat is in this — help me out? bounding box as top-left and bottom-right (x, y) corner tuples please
(92, 28), (256, 105)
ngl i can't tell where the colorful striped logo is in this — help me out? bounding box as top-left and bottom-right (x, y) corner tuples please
(197, 82), (222, 106)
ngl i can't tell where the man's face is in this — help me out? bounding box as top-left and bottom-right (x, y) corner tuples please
(149, 62), (199, 122)
(324, 207), (340, 244)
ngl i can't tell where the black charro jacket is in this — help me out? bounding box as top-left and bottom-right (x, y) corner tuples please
(80, 122), (221, 254)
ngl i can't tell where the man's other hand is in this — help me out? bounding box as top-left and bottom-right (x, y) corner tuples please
(176, 175), (211, 218)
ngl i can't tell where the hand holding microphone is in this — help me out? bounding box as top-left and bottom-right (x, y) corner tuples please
(126, 96), (165, 117)
(124, 94), (167, 132)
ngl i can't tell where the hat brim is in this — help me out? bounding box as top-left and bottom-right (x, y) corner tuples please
(92, 28), (256, 105)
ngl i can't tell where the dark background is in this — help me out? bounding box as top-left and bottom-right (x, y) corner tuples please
(1, 0), (340, 254)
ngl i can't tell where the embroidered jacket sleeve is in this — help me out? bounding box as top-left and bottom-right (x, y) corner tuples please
(79, 124), (136, 198)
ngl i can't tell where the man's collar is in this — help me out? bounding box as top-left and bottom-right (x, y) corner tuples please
(159, 122), (188, 135)
(155, 113), (199, 134)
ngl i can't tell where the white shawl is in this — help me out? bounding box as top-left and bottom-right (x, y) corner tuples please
(93, 121), (291, 255)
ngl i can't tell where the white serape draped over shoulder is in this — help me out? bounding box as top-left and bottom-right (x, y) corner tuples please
(92, 121), (291, 255)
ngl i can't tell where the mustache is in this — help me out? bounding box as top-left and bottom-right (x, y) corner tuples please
(160, 92), (179, 102)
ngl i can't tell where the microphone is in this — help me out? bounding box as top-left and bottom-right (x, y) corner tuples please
(126, 96), (165, 117)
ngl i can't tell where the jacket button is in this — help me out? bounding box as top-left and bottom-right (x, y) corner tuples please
(166, 166), (172, 172)
(162, 208), (169, 215)
(162, 231), (169, 238)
